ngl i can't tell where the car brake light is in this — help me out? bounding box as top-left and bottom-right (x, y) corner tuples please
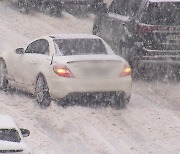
(53, 64), (74, 78)
(137, 24), (158, 33)
(120, 65), (131, 77)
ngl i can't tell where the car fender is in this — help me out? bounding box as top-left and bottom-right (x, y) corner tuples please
(32, 60), (53, 94)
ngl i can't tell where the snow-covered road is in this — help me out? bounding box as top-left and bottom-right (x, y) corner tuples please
(0, 1), (179, 154)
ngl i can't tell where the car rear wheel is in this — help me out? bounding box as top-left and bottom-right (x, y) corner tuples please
(112, 93), (129, 110)
(35, 75), (51, 107)
(0, 60), (8, 91)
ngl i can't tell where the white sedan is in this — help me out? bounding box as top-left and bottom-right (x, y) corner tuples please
(0, 34), (132, 108)
(0, 115), (32, 154)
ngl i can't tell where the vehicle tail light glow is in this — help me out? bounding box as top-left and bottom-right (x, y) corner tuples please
(53, 65), (74, 78)
(120, 65), (131, 77)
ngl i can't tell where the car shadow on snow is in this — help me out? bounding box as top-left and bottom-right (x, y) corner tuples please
(55, 96), (128, 110)
(2, 87), (126, 110)
(56, 99), (111, 109)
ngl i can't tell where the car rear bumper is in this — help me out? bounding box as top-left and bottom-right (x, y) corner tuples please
(47, 76), (132, 99)
(59, 91), (131, 105)
(137, 48), (180, 67)
(139, 59), (180, 67)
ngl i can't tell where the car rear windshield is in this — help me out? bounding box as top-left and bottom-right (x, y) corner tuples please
(0, 129), (21, 142)
(54, 39), (107, 56)
(141, 2), (180, 25)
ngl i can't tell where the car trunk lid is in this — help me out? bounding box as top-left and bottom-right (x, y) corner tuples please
(54, 55), (125, 78)
(137, 23), (180, 59)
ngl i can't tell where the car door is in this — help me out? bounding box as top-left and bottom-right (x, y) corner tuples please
(14, 39), (50, 91)
(99, 0), (130, 49)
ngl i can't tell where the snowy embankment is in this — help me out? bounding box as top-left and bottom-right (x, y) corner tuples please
(0, 1), (179, 154)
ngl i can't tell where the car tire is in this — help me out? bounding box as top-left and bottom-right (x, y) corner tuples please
(0, 59), (8, 91)
(35, 75), (51, 107)
(112, 93), (129, 110)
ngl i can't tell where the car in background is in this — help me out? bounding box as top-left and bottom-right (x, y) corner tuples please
(93, 0), (180, 78)
(9, 0), (106, 16)
(9, 0), (63, 14)
(0, 115), (32, 154)
(0, 34), (132, 109)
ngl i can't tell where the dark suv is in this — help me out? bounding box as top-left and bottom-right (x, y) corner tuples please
(93, 0), (180, 77)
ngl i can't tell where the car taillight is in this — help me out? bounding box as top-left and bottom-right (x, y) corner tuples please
(137, 24), (158, 33)
(120, 65), (131, 77)
(53, 64), (74, 78)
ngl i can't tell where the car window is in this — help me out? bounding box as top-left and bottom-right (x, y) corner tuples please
(25, 39), (49, 55)
(0, 129), (21, 143)
(54, 39), (107, 56)
(108, 0), (142, 17)
(140, 2), (180, 25)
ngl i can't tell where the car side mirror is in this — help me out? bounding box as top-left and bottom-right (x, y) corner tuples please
(20, 128), (30, 137)
(16, 48), (24, 54)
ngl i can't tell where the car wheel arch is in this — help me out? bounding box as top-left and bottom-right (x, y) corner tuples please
(0, 58), (6, 65)
(35, 73), (45, 84)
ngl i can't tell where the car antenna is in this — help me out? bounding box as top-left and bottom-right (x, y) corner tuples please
(50, 54), (54, 65)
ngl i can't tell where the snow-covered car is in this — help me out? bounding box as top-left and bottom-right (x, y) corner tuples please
(0, 115), (32, 154)
(0, 34), (132, 108)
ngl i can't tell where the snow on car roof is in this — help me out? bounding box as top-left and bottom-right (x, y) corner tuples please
(149, 0), (180, 2)
(0, 115), (17, 129)
(49, 34), (101, 40)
